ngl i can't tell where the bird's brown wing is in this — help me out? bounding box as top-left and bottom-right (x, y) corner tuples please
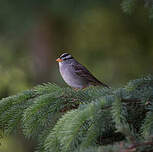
(72, 63), (109, 88)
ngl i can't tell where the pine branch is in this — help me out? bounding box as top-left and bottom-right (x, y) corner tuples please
(121, 0), (137, 15)
(141, 104), (153, 139)
(0, 90), (36, 134)
(0, 75), (153, 152)
(45, 96), (113, 152)
(111, 96), (135, 142)
(121, 0), (153, 20)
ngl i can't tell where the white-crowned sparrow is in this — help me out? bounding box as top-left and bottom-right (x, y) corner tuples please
(56, 53), (109, 89)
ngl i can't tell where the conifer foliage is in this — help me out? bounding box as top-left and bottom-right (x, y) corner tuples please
(121, 0), (153, 19)
(0, 75), (153, 152)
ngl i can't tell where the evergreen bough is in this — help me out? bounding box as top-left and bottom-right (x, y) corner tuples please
(121, 0), (153, 19)
(0, 75), (153, 152)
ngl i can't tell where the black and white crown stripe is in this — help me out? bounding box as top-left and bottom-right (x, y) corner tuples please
(60, 53), (73, 60)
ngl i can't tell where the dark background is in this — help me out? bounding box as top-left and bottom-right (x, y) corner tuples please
(0, 0), (153, 151)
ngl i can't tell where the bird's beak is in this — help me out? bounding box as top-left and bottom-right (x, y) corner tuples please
(56, 58), (63, 62)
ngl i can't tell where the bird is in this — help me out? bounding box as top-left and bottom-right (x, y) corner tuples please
(56, 53), (109, 89)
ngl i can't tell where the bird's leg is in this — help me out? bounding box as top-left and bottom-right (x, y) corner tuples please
(81, 86), (87, 90)
(73, 86), (87, 91)
(73, 88), (79, 91)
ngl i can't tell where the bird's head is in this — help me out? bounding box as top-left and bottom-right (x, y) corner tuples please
(56, 53), (73, 63)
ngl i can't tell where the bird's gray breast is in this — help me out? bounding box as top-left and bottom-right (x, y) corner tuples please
(59, 62), (87, 88)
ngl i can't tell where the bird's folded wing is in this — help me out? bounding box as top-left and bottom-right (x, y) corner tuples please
(72, 64), (104, 85)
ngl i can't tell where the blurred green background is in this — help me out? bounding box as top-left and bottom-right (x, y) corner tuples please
(0, 0), (153, 151)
